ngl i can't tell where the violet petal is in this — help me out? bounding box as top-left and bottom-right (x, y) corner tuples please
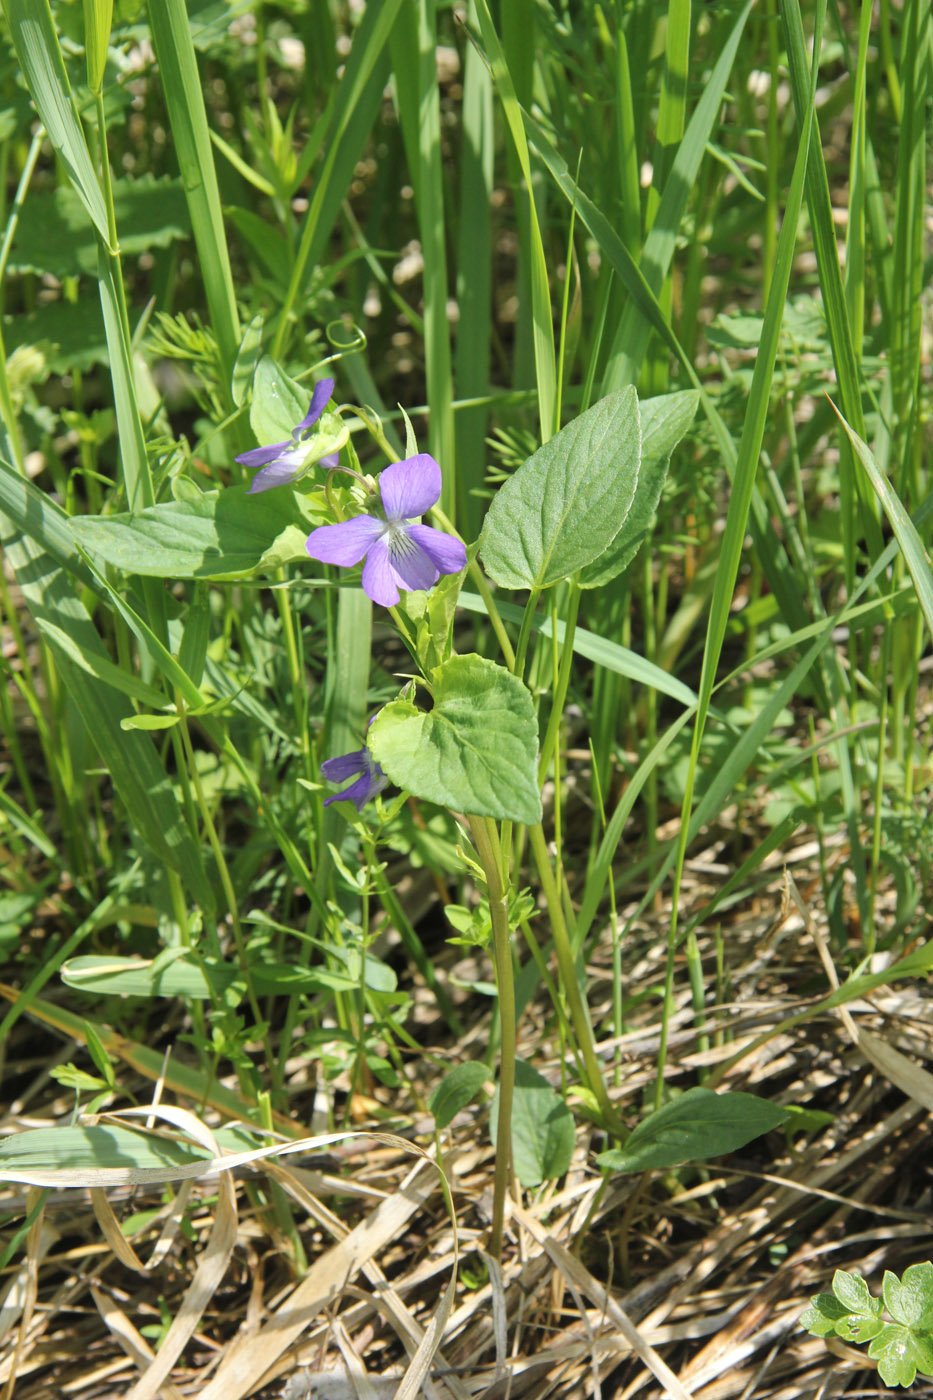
(320, 749), (368, 782)
(406, 523), (467, 576)
(361, 537), (402, 606)
(306, 514), (384, 567)
(247, 448), (308, 493)
(378, 454), (442, 521)
(386, 533), (441, 593)
(236, 439), (290, 469)
(293, 376), (335, 437)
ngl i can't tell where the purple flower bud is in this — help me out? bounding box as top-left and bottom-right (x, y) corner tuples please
(320, 746), (388, 811)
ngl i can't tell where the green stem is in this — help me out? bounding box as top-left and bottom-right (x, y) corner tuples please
(177, 704), (272, 1071)
(469, 815), (515, 1259)
(526, 823), (625, 1138)
(429, 504), (517, 674)
(514, 588), (541, 681)
(537, 584), (580, 784)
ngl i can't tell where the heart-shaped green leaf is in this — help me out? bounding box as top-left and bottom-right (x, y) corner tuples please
(70, 486), (325, 580)
(578, 391), (698, 589)
(249, 355), (308, 443)
(491, 1059), (575, 1187)
(479, 389), (641, 590)
(369, 654), (542, 824)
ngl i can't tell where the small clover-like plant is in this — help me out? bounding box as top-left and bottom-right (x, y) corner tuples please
(801, 1265), (933, 1386)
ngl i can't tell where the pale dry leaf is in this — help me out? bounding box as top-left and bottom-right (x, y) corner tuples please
(511, 1201), (695, 1400)
(91, 1187), (148, 1272)
(0, 1219), (57, 1346)
(266, 1155), (470, 1400)
(789, 874), (933, 1111)
(126, 1167), (237, 1400)
(197, 1156), (443, 1400)
(90, 1284), (186, 1400)
(331, 1318), (380, 1400)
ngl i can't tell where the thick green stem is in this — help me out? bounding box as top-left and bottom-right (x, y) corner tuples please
(469, 815), (516, 1259)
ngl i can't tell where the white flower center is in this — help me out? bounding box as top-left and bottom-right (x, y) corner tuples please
(382, 518), (418, 560)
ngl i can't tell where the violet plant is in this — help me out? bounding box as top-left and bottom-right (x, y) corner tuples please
(221, 355), (785, 1256)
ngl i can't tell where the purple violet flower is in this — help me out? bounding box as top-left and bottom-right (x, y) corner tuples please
(320, 746), (388, 811)
(236, 376), (338, 493)
(304, 453), (467, 607)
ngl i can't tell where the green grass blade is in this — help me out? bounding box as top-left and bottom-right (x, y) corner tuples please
(888, 0), (929, 442)
(612, 25), (643, 258)
(471, 0), (557, 441)
(602, 0), (754, 390)
(96, 244), (152, 511)
(0, 458), (100, 593)
(843, 0), (872, 354)
(5, 0), (110, 244)
(457, 591), (697, 707)
(389, 0), (455, 519)
(0, 527), (214, 910)
(146, 0), (241, 387)
(6, 3), (152, 511)
(832, 405), (933, 640)
(652, 42), (821, 1093)
(651, 0), (692, 206)
(522, 106), (808, 638)
(689, 87), (812, 750)
(272, 0), (402, 360)
(779, 0), (883, 565)
(454, 0), (494, 538)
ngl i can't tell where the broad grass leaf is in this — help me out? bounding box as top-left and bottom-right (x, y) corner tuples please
(490, 1060), (574, 1188)
(249, 355), (309, 444)
(579, 390), (698, 588)
(479, 389), (640, 590)
(457, 590), (697, 707)
(70, 486), (323, 580)
(369, 654), (542, 824)
(429, 1062), (490, 1129)
(0, 1125), (212, 1185)
(120, 713), (180, 731)
(597, 1088), (789, 1174)
(232, 314), (264, 408)
(83, 0), (112, 92)
(62, 955), (236, 1000)
(249, 957), (395, 997)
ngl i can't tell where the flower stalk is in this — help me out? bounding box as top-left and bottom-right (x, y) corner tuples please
(469, 814), (516, 1260)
